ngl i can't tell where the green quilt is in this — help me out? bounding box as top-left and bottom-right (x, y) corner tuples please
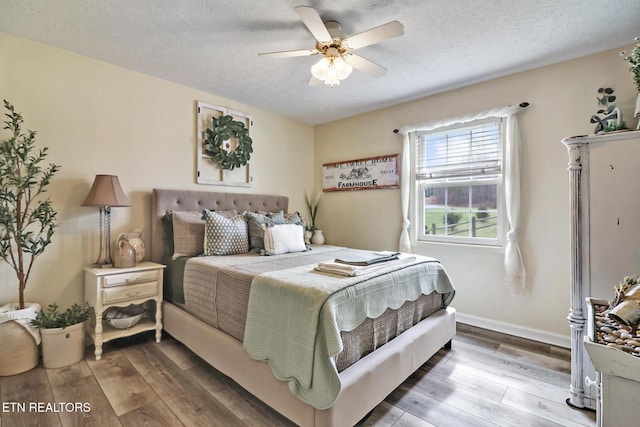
(242, 254), (455, 409)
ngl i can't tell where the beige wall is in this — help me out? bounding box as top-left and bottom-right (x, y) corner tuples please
(2, 30), (637, 346)
(314, 46), (638, 345)
(0, 33), (314, 308)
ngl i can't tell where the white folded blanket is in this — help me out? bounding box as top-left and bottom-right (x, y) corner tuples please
(315, 256), (416, 276)
(0, 303), (42, 344)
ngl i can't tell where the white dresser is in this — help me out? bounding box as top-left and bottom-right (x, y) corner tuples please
(585, 298), (640, 427)
(562, 129), (640, 410)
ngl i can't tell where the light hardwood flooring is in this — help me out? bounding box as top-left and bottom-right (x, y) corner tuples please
(0, 324), (595, 427)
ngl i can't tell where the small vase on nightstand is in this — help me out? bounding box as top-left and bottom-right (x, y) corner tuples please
(113, 240), (136, 268)
(311, 229), (325, 245)
(117, 228), (145, 263)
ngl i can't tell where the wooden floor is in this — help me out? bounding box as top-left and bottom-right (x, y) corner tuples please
(0, 324), (595, 427)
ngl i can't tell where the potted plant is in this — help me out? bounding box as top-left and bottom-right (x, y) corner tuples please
(620, 36), (640, 127)
(0, 100), (60, 375)
(590, 87), (628, 134)
(305, 192), (324, 244)
(32, 303), (90, 368)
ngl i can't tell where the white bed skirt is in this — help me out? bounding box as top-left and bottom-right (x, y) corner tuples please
(163, 301), (456, 427)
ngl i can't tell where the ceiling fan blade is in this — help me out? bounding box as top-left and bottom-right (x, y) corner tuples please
(259, 49), (316, 59)
(344, 21), (404, 50)
(345, 54), (387, 78)
(308, 76), (323, 86)
(295, 6), (332, 42)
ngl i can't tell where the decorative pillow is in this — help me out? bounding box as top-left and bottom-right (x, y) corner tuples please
(245, 211), (285, 252)
(171, 211), (205, 259)
(267, 210), (286, 223)
(262, 223), (306, 255)
(284, 211), (305, 226)
(203, 209), (248, 255)
(169, 209), (238, 259)
(162, 213), (175, 259)
(213, 209), (239, 219)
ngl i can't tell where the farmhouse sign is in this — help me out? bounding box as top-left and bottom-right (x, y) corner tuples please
(322, 154), (399, 192)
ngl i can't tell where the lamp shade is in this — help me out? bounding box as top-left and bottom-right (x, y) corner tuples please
(82, 175), (130, 207)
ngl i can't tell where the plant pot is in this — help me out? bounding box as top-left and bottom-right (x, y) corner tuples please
(0, 303), (40, 376)
(40, 322), (86, 369)
(609, 300), (640, 326)
(0, 320), (39, 376)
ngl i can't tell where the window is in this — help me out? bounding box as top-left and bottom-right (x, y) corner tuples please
(415, 118), (503, 245)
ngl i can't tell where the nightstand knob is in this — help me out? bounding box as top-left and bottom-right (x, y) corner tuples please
(126, 291), (141, 298)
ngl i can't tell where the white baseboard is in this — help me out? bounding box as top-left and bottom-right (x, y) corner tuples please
(456, 312), (571, 349)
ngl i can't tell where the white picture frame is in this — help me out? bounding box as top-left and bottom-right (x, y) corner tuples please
(196, 101), (252, 187)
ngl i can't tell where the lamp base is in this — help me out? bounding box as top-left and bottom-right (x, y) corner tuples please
(91, 206), (114, 269)
(89, 262), (113, 269)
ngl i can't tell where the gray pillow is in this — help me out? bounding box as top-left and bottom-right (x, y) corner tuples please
(202, 209), (248, 256)
(284, 211), (305, 226)
(171, 211), (205, 259)
(169, 209), (239, 259)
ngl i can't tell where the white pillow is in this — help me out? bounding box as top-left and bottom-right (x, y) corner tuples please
(262, 224), (306, 255)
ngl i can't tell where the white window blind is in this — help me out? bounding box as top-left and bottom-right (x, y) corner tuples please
(416, 119), (502, 180)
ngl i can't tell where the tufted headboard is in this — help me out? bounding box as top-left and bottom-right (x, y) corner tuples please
(151, 188), (289, 263)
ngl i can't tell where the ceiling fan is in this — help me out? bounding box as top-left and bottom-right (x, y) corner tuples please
(259, 6), (404, 86)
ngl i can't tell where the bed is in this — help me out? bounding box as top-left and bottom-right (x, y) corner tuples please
(151, 188), (456, 427)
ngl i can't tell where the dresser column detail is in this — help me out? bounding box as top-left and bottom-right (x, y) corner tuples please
(564, 142), (588, 409)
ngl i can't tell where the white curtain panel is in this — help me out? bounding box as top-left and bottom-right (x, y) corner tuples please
(503, 114), (526, 293)
(398, 132), (414, 253)
(399, 104), (527, 292)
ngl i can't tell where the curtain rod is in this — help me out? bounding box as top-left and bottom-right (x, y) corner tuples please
(392, 102), (530, 134)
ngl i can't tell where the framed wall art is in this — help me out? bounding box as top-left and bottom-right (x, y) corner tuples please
(322, 154), (399, 192)
(196, 101), (253, 187)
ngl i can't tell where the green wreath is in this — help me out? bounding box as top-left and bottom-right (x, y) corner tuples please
(203, 115), (253, 170)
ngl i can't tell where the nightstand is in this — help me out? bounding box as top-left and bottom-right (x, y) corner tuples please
(84, 262), (165, 361)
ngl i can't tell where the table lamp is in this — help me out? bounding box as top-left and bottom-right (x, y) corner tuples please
(82, 175), (130, 267)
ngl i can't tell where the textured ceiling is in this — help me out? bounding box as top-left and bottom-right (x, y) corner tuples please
(1, 0), (639, 125)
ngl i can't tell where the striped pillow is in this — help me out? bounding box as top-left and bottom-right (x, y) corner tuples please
(262, 224), (306, 255)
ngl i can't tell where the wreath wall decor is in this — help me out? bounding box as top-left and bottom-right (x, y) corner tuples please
(203, 115), (253, 170)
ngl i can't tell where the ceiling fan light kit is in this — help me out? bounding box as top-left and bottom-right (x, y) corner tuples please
(259, 6), (404, 87)
(311, 55), (353, 86)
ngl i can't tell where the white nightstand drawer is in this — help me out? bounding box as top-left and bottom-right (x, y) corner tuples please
(85, 262), (165, 361)
(103, 269), (159, 288)
(102, 281), (159, 304)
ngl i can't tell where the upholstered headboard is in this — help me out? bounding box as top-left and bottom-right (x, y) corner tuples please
(151, 188), (289, 263)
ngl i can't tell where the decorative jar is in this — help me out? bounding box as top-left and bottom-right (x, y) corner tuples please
(117, 229), (145, 263)
(114, 240), (136, 268)
(311, 229), (325, 245)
